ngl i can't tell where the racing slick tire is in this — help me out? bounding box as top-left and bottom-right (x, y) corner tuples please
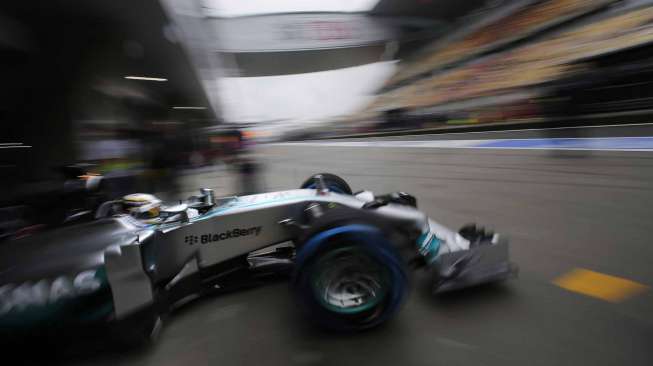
(300, 173), (353, 195)
(293, 223), (407, 331)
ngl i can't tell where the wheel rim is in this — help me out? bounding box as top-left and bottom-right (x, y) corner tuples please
(311, 247), (389, 314)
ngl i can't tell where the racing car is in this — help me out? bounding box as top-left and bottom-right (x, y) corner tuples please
(0, 173), (516, 346)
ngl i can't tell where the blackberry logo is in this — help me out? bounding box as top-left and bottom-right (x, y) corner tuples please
(185, 226), (262, 246)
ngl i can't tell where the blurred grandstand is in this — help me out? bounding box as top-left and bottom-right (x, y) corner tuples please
(291, 0), (653, 139)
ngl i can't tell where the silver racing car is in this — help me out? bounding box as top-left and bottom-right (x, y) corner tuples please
(0, 173), (517, 346)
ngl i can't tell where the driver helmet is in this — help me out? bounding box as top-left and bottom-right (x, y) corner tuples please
(122, 193), (162, 222)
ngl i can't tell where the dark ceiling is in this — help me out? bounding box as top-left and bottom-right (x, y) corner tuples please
(0, 0), (211, 121)
(0, 0), (213, 182)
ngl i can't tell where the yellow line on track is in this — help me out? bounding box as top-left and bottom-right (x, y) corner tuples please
(553, 268), (649, 303)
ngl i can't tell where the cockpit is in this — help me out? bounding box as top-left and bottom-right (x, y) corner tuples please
(96, 188), (236, 225)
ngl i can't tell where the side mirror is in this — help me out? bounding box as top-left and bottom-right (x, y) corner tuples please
(160, 203), (189, 223)
(187, 188), (219, 213)
(200, 188), (215, 206)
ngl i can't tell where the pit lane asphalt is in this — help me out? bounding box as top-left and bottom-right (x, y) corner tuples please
(54, 128), (653, 366)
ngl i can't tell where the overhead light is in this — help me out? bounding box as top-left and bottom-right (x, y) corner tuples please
(0, 143), (31, 149)
(124, 76), (168, 81)
(172, 106), (207, 110)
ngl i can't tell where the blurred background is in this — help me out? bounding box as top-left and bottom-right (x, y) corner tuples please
(2, 0), (653, 365)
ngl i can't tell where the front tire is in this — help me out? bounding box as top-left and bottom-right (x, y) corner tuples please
(300, 173), (353, 195)
(293, 224), (407, 331)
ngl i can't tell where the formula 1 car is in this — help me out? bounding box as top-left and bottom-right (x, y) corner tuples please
(0, 173), (516, 346)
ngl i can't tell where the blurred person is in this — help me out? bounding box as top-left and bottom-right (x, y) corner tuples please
(145, 125), (184, 199)
(230, 130), (263, 195)
(236, 155), (262, 195)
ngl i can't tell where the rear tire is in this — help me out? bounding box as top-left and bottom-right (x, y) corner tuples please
(300, 173), (352, 195)
(112, 302), (163, 348)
